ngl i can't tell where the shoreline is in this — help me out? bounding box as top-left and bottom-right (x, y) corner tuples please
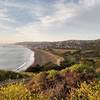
(0, 45), (35, 72)
(16, 49), (35, 72)
(26, 49), (64, 71)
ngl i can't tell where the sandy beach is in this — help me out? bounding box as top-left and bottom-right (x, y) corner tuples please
(26, 49), (64, 71)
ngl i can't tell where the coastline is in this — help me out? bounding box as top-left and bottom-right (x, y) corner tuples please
(26, 49), (64, 71)
(0, 45), (35, 72)
(15, 49), (35, 72)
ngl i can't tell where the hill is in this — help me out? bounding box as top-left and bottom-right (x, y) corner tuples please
(16, 39), (100, 50)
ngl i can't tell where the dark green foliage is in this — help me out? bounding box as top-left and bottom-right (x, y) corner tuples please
(60, 59), (75, 68)
(0, 70), (28, 81)
(31, 64), (42, 72)
(42, 62), (60, 71)
(60, 54), (77, 68)
(27, 62), (61, 73)
(26, 64), (43, 73)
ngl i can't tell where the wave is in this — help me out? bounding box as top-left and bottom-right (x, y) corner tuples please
(14, 50), (35, 72)
(14, 62), (26, 72)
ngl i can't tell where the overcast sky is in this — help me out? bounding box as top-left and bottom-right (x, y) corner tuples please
(0, 0), (100, 43)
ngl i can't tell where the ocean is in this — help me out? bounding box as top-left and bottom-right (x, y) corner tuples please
(0, 44), (34, 72)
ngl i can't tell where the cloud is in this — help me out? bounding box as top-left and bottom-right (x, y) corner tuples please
(79, 0), (100, 7)
(15, 0), (100, 41)
(40, 3), (77, 25)
(0, 8), (13, 34)
(0, 0), (100, 43)
(79, 0), (96, 7)
(16, 0), (78, 33)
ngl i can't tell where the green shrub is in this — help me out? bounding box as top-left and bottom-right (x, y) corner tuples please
(60, 56), (76, 68)
(42, 62), (59, 71)
(0, 83), (52, 100)
(47, 70), (58, 80)
(70, 64), (94, 73)
(96, 71), (100, 80)
(69, 64), (96, 82)
(0, 70), (28, 81)
(31, 64), (42, 73)
(70, 81), (100, 100)
(0, 83), (33, 100)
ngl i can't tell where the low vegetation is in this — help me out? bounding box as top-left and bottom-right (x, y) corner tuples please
(0, 83), (33, 100)
(70, 81), (100, 100)
(0, 48), (100, 100)
(0, 70), (29, 81)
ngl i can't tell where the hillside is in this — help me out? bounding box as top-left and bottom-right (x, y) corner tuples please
(16, 39), (100, 50)
(0, 39), (100, 100)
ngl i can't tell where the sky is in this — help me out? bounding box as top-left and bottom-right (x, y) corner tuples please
(0, 0), (100, 43)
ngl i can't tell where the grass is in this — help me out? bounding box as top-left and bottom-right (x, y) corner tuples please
(0, 70), (30, 81)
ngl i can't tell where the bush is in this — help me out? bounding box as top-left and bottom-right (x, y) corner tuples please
(42, 62), (59, 71)
(64, 71), (80, 87)
(47, 70), (58, 80)
(0, 83), (51, 100)
(61, 55), (76, 67)
(0, 83), (33, 100)
(0, 70), (27, 81)
(59, 63), (96, 85)
(69, 64), (96, 82)
(27, 72), (48, 92)
(70, 81), (100, 100)
(31, 64), (42, 72)
(95, 71), (100, 80)
(70, 64), (94, 73)
(60, 58), (75, 68)
(46, 81), (67, 100)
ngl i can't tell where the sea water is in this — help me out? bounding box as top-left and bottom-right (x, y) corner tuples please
(0, 44), (34, 72)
